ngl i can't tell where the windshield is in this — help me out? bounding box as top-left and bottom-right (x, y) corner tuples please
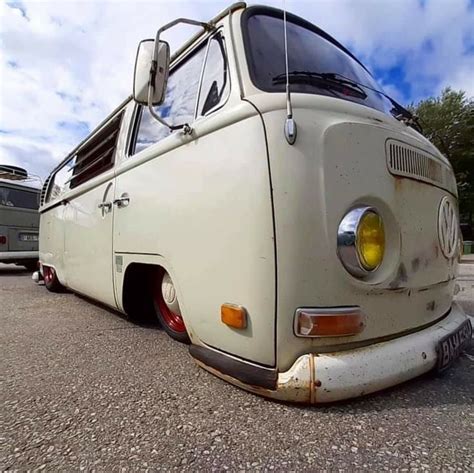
(242, 8), (395, 117)
(0, 186), (39, 210)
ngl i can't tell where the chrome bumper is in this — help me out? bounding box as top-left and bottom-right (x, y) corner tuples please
(192, 303), (470, 403)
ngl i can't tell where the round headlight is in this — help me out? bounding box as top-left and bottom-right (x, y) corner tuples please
(337, 207), (385, 277)
(356, 211), (385, 271)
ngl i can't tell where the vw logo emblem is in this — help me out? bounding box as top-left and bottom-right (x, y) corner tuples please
(438, 197), (458, 259)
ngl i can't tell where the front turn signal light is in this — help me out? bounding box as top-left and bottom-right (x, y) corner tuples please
(294, 307), (365, 337)
(221, 303), (247, 329)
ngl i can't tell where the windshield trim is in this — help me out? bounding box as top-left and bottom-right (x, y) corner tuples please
(241, 5), (372, 94)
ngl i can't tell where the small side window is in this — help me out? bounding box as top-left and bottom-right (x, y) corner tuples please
(69, 112), (123, 189)
(45, 112), (123, 203)
(197, 35), (229, 117)
(130, 32), (230, 156)
(133, 44), (207, 155)
(46, 163), (73, 203)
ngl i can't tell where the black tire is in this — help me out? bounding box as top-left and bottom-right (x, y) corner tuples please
(43, 266), (64, 293)
(24, 261), (38, 272)
(152, 268), (190, 344)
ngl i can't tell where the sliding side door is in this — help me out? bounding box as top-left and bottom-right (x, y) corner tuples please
(63, 112), (124, 308)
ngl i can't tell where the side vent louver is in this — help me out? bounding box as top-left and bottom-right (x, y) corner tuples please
(386, 139), (457, 195)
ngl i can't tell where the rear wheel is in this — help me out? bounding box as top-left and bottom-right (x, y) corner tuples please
(43, 266), (64, 293)
(153, 269), (190, 344)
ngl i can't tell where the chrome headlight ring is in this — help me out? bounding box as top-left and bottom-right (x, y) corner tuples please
(337, 206), (383, 278)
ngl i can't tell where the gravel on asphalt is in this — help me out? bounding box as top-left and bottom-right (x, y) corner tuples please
(1, 265), (473, 471)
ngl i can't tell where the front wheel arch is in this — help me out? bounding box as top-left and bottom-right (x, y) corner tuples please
(121, 262), (191, 344)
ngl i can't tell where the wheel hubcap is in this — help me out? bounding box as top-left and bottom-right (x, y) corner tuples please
(155, 272), (186, 333)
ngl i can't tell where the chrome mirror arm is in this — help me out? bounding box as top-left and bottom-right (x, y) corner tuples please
(147, 18), (216, 136)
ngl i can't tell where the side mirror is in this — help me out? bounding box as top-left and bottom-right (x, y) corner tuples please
(133, 39), (170, 106)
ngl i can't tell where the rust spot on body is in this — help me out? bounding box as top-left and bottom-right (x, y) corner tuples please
(394, 176), (404, 192)
(389, 263), (408, 289)
(426, 300), (436, 311)
(309, 354), (316, 404)
(411, 257), (420, 272)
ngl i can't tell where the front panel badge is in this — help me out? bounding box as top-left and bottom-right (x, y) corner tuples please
(438, 196), (458, 259)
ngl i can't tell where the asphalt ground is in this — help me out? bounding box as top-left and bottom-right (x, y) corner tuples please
(1, 263), (473, 471)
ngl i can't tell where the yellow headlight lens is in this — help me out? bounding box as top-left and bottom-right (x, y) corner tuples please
(356, 211), (385, 271)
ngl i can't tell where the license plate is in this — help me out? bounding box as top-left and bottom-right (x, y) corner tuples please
(436, 319), (472, 372)
(19, 233), (38, 242)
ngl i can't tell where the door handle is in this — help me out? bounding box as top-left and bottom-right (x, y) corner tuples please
(98, 202), (112, 211)
(113, 193), (130, 208)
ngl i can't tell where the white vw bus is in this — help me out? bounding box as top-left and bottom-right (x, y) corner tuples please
(38, 3), (471, 403)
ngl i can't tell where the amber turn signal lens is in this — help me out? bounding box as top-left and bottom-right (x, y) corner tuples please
(295, 307), (365, 337)
(221, 303), (247, 329)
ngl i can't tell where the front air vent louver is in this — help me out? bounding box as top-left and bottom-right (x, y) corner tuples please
(386, 139), (457, 195)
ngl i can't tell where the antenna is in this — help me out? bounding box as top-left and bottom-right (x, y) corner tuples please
(283, 0), (297, 145)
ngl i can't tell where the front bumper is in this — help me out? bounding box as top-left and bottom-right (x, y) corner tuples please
(191, 302), (470, 403)
(0, 251), (38, 262)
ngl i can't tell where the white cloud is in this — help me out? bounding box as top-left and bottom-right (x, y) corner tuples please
(0, 0), (473, 180)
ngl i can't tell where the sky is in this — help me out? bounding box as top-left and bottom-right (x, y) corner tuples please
(1, 0), (473, 182)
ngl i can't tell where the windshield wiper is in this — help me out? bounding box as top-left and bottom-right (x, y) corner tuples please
(331, 72), (422, 131)
(273, 71), (423, 134)
(272, 71), (368, 100)
(311, 72), (423, 133)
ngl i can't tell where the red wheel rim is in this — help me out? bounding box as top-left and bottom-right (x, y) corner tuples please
(154, 274), (186, 333)
(43, 266), (54, 284)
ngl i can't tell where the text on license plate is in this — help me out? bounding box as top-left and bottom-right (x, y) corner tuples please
(19, 233), (38, 242)
(436, 319), (472, 372)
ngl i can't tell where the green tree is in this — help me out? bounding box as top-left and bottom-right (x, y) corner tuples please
(410, 88), (474, 226)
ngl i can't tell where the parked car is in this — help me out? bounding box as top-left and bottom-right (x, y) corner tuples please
(0, 165), (40, 271)
(37, 3), (471, 403)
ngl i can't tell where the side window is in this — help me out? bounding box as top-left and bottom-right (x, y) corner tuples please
(45, 111), (123, 203)
(69, 112), (123, 189)
(46, 163), (73, 203)
(132, 32), (229, 155)
(197, 35), (229, 117)
(0, 187), (38, 210)
(133, 45), (207, 155)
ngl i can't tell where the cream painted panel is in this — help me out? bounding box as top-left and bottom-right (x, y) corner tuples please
(64, 178), (116, 308)
(114, 108), (275, 366)
(247, 94), (457, 371)
(39, 204), (67, 285)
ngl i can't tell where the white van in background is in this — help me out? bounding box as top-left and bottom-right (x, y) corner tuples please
(37, 3), (471, 403)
